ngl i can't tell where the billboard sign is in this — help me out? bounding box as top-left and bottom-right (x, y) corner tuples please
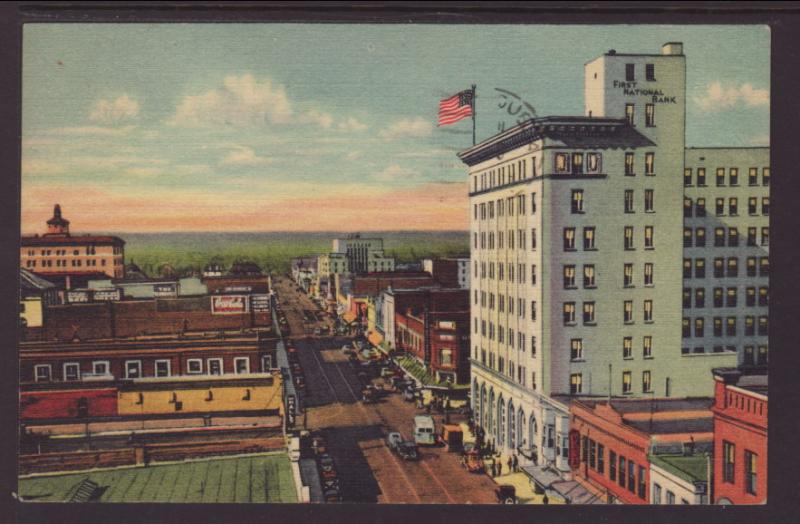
(153, 283), (178, 297)
(224, 285), (252, 293)
(93, 288), (122, 301)
(67, 290), (90, 303)
(286, 394), (297, 427)
(211, 294), (249, 315)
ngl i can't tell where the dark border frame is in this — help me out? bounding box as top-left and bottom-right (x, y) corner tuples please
(1, 3), (798, 523)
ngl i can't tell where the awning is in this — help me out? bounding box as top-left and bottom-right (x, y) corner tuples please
(550, 480), (604, 505)
(367, 331), (383, 347)
(521, 465), (563, 490)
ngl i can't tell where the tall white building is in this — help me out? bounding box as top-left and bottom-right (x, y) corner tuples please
(459, 42), (740, 471)
(683, 148), (769, 366)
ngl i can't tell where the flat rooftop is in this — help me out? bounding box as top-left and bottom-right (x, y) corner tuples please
(649, 454), (708, 484)
(18, 452), (297, 503)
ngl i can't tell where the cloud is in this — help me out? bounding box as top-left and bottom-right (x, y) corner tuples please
(125, 166), (165, 177)
(220, 146), (271, 166)
(372, 164), (420, 181)
(379, 117), (433, 140)
(89, 94), (140, 123)
(337, 117), (368, 132)
(21, 159), (65, 176)
(693, 82), (769, 111)
(50, 125), (137, 137)
(298, 109), (334, 129)
(168, 74), (293, 128)
(345, 151), (363, 161)
(173, 164), (212, 176)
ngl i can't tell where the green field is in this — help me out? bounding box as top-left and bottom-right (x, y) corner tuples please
(120, 231), (469, 277)
(18, 453), (297, 503)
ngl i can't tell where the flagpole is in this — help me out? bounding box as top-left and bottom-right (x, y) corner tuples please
(471, 84), (477, 146)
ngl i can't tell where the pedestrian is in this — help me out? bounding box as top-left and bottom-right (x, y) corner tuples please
(513, 454), (519, 473)
(491, 458), (497, 477)
(497, 460), (503, 476)
(542, 494), (549, 505)
(507, 455), (513, 474)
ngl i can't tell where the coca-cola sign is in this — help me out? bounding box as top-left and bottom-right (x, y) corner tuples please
(211, 294), (249, 314)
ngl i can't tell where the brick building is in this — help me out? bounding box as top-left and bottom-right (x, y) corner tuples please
(567, 397), (713, 504)
(711, 368), (767, 504)
(21, 205), (125, 279)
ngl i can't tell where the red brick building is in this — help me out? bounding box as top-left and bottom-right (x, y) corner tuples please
(351, 271), (436, 296)
(393, 288), (470, 384)
(569, 398), (714, 504)
(711, 368), (767, 505)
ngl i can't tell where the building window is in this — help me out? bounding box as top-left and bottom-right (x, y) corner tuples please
(683, 228), (693, 248)
(716, 198), (725, 216)
(555, 153), (569, 173)
(638, 465), (647, 498)
(92, 361), (110, 376)
(622, 371), (632, 394)
(746, 287), (756, 307)
(714, 258), (725, 278)
(643, 336), (653, 358)
(758, 316), (768, 336)
(730, 168), (739, 186)
(645, 152), (654, 175)
(644, 189), (654, 212)
(697, 168), (707, 186)
(713, 287), (724, 308)
(583, 265), (596, 288)
(695, 318), (705, 337)
(653, 483), (662, 505)
(624, 301), (634, 324)
(34, 364), (52, 382)
(564, 228), (576, 251)
(624, 263), (634, 287)
(714, 227), (725, 247)
(723, 441), (735, 483)
(571, 339), (583, 361)
(727, 257), (738, 277)
(749, 167), (758, 186)
(235, 357), (250, 374)
(583, 227), (596, 250)
(684, 168), (692, 186)
(624, 226), (635, 250)
(645, 104), (655, 127)
(124, 360), (142, 379)
(624, 190), (635, 213)
(683, 288), (691, 308)
(762, 197), (770, 215)
(695, 288), (705, 308)
(583, 302), (596, 325)
(747, 227), (757, 246)
(716, 167), (725, 186)
(564, 265), (576, 289)
(745, 451), (758, 495)
(63, 362), (80, 381)
(682, 318), (690, 338)
(729, 197), (738, 216)
(625, 152), (635, 175)
(572, 153), (584, 174)
(643, 300), (653, 323)
(187, 359), (203, 374)
(155, 359), (171, 378)
(726, 287), (737, 307)
(610, 451), (618, 481)
(729, 228), (739, 247)
(763, 167), (770, 186)
(683, 259), (692, 279)
(628, 460), (636, 493)
(695, 227), (706, 247)
(695, 258), (706, 279)
(644, 263), (653, 287)
(747, 257), (757, 277)
(619, 456), (627, 487)
(761, 227), (769, 246)
(696, 197), (706, 217)
(570, 373), (583, 394)
(587, 153), (601, 173)
(644, 226), (654, 249)
(563, 302), (576, 325)
(684, 197), (692, 217)
(759, 286), (769, 306)
(745, 316), (755, 336)
(714, 317), (723, 337)
(625, 103), (635, 126)
(571, 190), (584, 213)
(623, 336), (633, 359)
(760, 257), (769, 276)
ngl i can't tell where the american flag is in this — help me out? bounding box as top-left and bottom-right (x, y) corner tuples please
(438, 89), (474, 126)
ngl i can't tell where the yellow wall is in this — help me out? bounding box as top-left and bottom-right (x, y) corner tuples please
(117, 383), (284, 416)
(21, 298), (43, 328)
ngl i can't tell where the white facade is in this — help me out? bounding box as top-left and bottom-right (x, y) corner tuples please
(683, 148), (770, 367)
(650, 460), (708, 505)
(331, 235), (395, 274)
(461, 42), (737, 466)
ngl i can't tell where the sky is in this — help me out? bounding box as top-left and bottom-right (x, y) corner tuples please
(21, 24), (770, 233)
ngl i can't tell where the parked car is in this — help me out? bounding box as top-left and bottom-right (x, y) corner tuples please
(361, 386), (378, 404)
(495, 485), (517, 504)
(318, 455), (337, 479)
(402, 387), (417, 402)
(323, 488), (342, 503)
(386, 432), (403, 451)
(397, 441), (419, 461)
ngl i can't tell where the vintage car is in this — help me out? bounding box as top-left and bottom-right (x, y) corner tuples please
(495, 485), (517, 504)
(386, 431), (403, 451)
(461, 449), (485, 474)
(396, 442), (419, 461)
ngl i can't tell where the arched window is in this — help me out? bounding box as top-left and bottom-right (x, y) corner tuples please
(488, 389), (495, 435)
(518, 408), (526, 449)
(508, 400), (516, 449)
(529, 415), (538, 452)
(481, 385), (487, 429)
(497, 396), (506, 446)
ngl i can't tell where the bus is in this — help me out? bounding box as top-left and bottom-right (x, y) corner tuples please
(413, 415), (436, 446)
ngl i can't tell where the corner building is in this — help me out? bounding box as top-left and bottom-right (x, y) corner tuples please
(460, 43), (738, 470)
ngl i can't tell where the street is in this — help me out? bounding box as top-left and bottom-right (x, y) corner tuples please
(271, 276), (499, 504)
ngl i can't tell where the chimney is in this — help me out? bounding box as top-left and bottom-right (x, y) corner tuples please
(662, 42), (683, 56)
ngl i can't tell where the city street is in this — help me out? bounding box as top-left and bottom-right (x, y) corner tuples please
(272, 277), (499, 504)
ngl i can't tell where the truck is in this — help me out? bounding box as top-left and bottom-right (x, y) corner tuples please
(413, 415), (436, 446)
(439, 424), (464, 452)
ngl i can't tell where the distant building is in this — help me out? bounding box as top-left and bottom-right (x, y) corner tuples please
(202, 263), (224, 278)
(21, 204), (125, 279)
(711, 368), (767, 505)
(331, 234), (395, 274)
(422, 257), (470, 289)
(20, 268), (58, 329)
(649, 453), (709, 505)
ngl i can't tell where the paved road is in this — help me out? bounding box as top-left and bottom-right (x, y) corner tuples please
(271, 277), (498, 504)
